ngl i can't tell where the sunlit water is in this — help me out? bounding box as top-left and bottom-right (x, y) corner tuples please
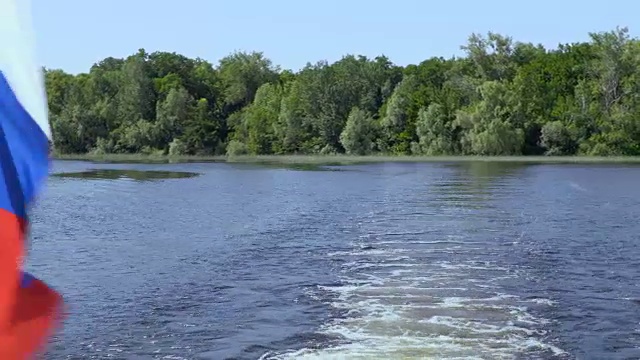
(27, 160), (640, 359)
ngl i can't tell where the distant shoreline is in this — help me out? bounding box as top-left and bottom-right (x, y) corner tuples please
(52, 153), (640, 165)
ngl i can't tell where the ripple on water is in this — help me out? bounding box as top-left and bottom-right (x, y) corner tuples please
(36, 161), (640, 359)
(262, 170), (569, 360)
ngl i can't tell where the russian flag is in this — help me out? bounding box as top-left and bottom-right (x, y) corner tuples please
(0, 0), (64, 358)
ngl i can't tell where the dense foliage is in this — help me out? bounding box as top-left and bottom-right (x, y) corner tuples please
(46, 27), (640, 157)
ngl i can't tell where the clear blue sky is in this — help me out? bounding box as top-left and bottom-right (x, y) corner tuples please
(32, 0), (637, 74)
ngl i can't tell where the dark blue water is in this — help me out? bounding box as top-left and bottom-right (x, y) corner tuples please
(27, 160), (640, 359)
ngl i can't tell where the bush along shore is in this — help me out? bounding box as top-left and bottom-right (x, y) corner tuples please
(47, 27), (640, 159)
(53, 153), (640, 166)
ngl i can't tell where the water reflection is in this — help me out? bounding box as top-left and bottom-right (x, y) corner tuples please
(444, 161), (527, 185)
(429, 161), (527, 209)
(227, 162), (346, 172)
(53, 169), (199, 181)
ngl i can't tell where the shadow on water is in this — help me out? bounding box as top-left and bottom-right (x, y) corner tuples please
(53, 169), (200, 181)
(430, 161), (528, 209)
(444, 160), (528, 179)
(226, 162), (349, 172)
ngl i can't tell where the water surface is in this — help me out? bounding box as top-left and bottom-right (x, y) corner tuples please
(28, 160), (640, 359)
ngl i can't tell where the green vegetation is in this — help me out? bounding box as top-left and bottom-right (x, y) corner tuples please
(47, 27), (640, 158)
(55, 152), (640, 166)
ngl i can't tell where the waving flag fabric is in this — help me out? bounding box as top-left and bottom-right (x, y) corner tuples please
(0, 0), (64, 358)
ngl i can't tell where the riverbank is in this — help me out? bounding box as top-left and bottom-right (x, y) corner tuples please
(53, 153), (640, 165)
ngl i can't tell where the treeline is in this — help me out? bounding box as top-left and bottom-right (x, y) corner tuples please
(46, 27), (640, 157)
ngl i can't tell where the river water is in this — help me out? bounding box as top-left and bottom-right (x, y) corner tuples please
(28, 160), (640, 359)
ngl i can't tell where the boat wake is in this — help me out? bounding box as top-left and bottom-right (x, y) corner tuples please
(263, 217), (567, 359)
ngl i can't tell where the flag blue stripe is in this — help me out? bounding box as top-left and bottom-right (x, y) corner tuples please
(0, 70), (49, 220)
(20, 271), (35, 288)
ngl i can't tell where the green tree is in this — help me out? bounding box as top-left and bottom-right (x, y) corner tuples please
(340, 107), (377, 155)
(43, 26), (640, 158)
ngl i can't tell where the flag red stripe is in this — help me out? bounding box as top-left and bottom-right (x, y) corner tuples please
(0, 208), (63, 359)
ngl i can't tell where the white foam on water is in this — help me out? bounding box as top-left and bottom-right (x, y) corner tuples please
(568, 181), (587, 192)
(265, 217), (567, 359)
